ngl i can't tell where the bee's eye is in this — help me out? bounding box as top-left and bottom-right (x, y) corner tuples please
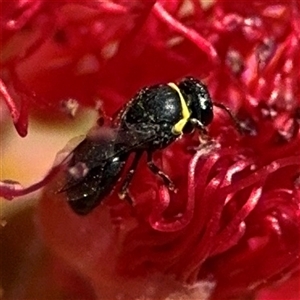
(178, 77), (213, 126)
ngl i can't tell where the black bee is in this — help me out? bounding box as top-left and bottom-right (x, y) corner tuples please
(61, 77), (239, 215)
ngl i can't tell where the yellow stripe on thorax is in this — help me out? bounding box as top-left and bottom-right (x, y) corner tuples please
(168, 82), (190, 135)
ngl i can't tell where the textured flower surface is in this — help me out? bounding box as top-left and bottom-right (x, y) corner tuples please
(1, 0), (300, 300)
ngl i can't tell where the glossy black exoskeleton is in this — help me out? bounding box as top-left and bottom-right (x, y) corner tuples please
(62, 77), (239, 215)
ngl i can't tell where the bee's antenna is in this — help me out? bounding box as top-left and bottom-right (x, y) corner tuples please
(212, 102), (244, 134)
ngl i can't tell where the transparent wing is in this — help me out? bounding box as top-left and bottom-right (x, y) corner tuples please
(60, 123), (159, 211)
(69, 123), (159, 168)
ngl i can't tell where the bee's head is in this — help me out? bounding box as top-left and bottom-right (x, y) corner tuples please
(178, 77), (214, 127)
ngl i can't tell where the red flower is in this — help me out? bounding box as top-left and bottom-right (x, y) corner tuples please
(1, 1), (299, 299)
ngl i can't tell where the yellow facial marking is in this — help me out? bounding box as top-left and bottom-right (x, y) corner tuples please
(168, 82), (190, 135)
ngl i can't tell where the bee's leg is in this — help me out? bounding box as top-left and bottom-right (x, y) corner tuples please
(118, 151), (143, 204)
(146, 151), (176, 191)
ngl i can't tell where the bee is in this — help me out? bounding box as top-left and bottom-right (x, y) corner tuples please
(61, 77), (239, 215)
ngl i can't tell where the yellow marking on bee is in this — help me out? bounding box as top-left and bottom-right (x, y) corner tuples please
(168, 82), (191, 135)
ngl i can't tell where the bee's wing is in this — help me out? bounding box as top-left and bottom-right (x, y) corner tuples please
(61, 123), (160, 214)
(70, 123), (160, 165)
(62, 123), (159, 186)
(65, 155), (127, 215)
(60, 130), (120, 193)
(114, 123), (158, 149)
